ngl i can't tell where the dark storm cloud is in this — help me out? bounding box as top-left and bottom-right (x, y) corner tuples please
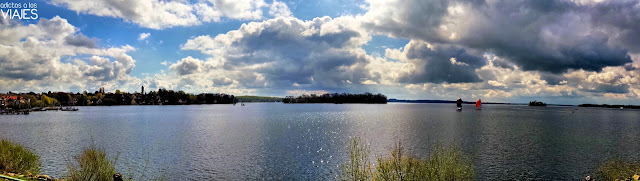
(459, 0), (632, 73)
(587, 0), (640, 52)
(362, 0), (449, 41)
(65, 33), (97, 48)
(0, 51), (50, 80)
(584, 84), (630, 94)
(494, 32), (632, 73)
(539, 73), (566, 85)
(365, 0), (636, 74)
(397, 42), (484, 84)
(0, 62), (48, 80)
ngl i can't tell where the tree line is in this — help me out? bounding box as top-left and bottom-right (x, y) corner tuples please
(283, 92), (387, 104)
(0, 88), (237, 109)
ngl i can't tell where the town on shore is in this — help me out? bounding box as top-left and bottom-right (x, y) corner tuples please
(0, 86), (391, 111)
(0, 86), (236, 110)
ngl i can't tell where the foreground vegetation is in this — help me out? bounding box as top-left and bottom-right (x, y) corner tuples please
(0, 138), (165, 181)
(66, 141), (166, 181)
(5, 137), (640, 180)
(67, 142), (117, 181)
(597, 157), (640, 181)
(0, 139), (40, 175)
(340, 137), (474, 181)
(284, 93), (387, 104)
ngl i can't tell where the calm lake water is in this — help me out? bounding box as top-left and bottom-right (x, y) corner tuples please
(1, 103), (639, 180)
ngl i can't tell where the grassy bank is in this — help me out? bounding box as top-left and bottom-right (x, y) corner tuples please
(0, 138), (166, 181)
(340, 137), (474, 181)
(66, 141), (166, 181)
(0, 139), (40, 175)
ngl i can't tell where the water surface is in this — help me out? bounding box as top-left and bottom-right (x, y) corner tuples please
(1, 103), (639, 180)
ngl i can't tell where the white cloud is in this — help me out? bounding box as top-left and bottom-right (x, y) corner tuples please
(0, 17), (140, 93)
(177, 16), (375, 92)
(450, 57), (469, 66)
(269, 0), (292, 18)
(286, 89), (329, 96)
(169, 56), (204, 75)
(50, 0), (281, 29)
(51, 0), (200, 29)
(196, 0), (267, 23)
(138, 33), (150, 40)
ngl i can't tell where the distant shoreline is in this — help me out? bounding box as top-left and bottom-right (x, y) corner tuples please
(387, 99), (577, 107)
(578, 104), (640, 109)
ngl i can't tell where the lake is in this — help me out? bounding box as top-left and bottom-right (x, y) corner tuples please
(1, 103), (639, 180)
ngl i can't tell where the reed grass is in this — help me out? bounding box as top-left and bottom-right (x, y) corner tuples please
(341, 137), (475, 181)
(66, 142), (117, 181)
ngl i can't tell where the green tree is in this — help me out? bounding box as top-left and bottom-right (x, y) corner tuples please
(80, 94), (89, 106)
(41, 95), (53, 106)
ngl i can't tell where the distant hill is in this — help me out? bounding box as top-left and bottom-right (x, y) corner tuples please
(235, 96), (282, 102)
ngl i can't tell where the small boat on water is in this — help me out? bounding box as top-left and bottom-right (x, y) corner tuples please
(476, 99), (482, 110)
(61, 107), (79, 111)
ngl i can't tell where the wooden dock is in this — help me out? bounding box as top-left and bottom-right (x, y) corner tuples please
(0, 110), (30, 115)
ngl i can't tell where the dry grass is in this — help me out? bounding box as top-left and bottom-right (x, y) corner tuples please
(597, 157), (640, 181)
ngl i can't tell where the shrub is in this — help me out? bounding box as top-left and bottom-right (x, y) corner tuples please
(597, 157), (640, 181)
(341, 137), (475, 181)
(0, 139), (40, 174)
(423, 144), (474, 180)
(66, 142), (116, 181)
(340, 137), (373, 181)
(375, 142), (426, 181)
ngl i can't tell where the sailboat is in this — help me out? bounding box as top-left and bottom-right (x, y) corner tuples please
(476, 99), (482, 110)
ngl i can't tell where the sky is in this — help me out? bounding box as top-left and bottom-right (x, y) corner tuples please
(1, 0), (640, 105)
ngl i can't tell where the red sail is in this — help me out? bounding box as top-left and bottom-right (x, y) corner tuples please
(476, 99), (481, 108)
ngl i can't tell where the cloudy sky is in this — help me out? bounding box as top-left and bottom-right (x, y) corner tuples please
(1, 0), (640, 104)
